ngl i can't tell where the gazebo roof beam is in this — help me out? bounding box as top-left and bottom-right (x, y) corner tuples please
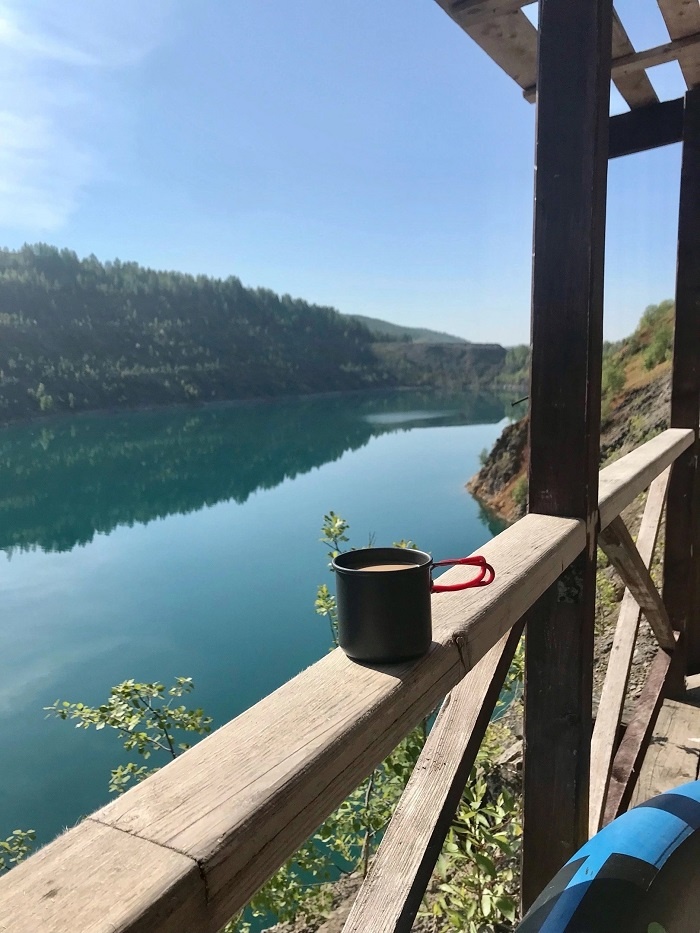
(447, 0), (532, 28)
(523, 31), (700, 103)
(657, 0), (700, 89)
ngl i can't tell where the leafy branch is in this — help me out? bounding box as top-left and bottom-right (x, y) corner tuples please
(45, 677), (212, 794)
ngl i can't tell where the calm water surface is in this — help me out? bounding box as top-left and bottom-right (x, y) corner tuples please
(0, 389), (508, 844)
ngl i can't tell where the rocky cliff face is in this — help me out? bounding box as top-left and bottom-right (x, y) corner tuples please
(468, 369), (671, 522)
(467, 416), (528, 521)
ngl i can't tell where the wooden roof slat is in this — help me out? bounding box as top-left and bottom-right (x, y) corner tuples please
(657, 0), (700, 88)
(611, 9), (659, 109)
(614, 31), (700, 79)
(434, 0), (538, 90)
(523, 30), (700, 104)
(437, 0), (700, 110)
(448, 0), (531, 28)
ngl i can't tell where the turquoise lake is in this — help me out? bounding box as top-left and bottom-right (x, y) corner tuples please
(0, 389), (511, 846)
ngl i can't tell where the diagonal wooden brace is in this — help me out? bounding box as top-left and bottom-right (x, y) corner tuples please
(599, 515), (676, 652)
(589, 468), (671, 836)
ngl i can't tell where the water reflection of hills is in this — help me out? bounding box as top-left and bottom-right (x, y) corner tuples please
(0, 390), (508, 554)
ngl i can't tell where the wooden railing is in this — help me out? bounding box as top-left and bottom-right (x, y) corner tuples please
(0, 427), (693, 933)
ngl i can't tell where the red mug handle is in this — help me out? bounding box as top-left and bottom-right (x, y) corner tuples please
(430, 555), (495, 593)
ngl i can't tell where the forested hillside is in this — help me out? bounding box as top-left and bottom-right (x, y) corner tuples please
(0, 244), (398, 422)
(346, 313), (466, 344)
(0, 244), (517, 423)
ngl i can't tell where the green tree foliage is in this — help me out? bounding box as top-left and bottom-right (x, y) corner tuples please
(0, 830), (35, 875)
(622, 300), (674, 365)
(0, 244), (394, 422)
(0, 244), (515, 424)
(600, 352), (627, 421)
(644, 324), (673, 370)
(639, 300), (674, 370)
(601, 356), (626, 398)
(45, 677), (213, 794)
(497, 345), (530, 389)
(511, 475), (528, 508)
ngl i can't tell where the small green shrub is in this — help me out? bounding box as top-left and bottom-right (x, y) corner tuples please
(644, 324), (673, 370)
(511, 475), (528, 508)
(601, 357), (626, 398)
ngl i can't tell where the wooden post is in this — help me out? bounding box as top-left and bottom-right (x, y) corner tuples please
(522, 0), (612, 911)
(664, 87), (700, 683)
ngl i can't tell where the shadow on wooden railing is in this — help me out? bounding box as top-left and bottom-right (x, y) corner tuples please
(0, 428), (693, 933)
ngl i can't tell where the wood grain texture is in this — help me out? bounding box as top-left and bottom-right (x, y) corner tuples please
(609, 97), (684, 158)
(664, 88), (700, 676)
(0, 433), (689, 931)
(613, 30), (700, 78)
(0, 820), (207, 933)
(603, 634), (679, 825)
(657, 0), (700, 88)
(522, 0), (612, 908)
(10, 512), (575, 933)
(433, 0), (538, 90)
(599, 515), (676, 651)
(448, 0), (531, 27)
(630, 698), (700, 807)
(598, 428), (693, 529)
(517, 12), (661, 106)
(343, 622), (523, 933)
(589, 468), (670, 836)
(610, 10), (658, 109)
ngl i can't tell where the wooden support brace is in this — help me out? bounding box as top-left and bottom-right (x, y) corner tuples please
(603, 633), (680, 824)
(522, 0), (612, 909)
(342, 622), (523, 933)
(664, 87), (700, 679)
(589, 468), (671, 837)
(609, 97), (684, 159)
(599, 515), (676, 652)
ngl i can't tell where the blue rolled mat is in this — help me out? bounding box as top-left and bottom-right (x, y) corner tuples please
(517, 780), (700, 933)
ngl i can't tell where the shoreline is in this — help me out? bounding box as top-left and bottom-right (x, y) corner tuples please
(0, 383), (518, 432)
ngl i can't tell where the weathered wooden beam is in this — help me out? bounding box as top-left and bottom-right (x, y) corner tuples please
(598, 428), (693, 529)
(343, 622), (523, 933)
(522, 0), (612, 911)
(657, 0), (700, 89)
(603, 634), (680, 824)
(589, 468), (670, 837)
(448, 0), (529, 25)
(664, 87), (700, 679)
(0, 820), (209, 933)
(630, 697), (700, 806)
(433, 0), (538, 91)
(599, 515), (676, 652)
(0, 430), (692, 933)
(612, 30), (700, 78)
(0, 512), (584, 933)
(609, 10), (658, 110)
(524, 31), (700, 103)
(609, 97), (684, 159)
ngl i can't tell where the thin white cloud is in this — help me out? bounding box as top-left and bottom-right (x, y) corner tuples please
(0, 1), (170, 231)
(0, 12), (98, 66)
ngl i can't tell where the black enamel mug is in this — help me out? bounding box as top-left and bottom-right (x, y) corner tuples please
(332, 547), (495, 664)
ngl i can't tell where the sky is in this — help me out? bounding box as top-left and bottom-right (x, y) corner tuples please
(0, 0), (689, 345)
